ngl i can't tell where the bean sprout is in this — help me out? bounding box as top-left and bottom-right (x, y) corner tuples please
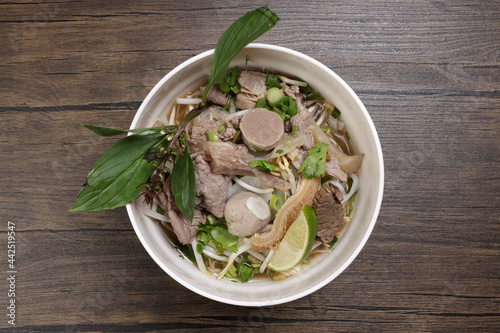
(259, 249), (275, 274)
(176, 97), (203, 105)
(217, 242), (252, 279)
(191, 239), (210, 275)
(202, 249), (230, 262)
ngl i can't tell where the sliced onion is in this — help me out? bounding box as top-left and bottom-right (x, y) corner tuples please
(277, 75), (308, 87)
(337, 119), (346, 131)
(328, 117), (338, 131)
(232, 176), (274, 194)
(316, 109), (326, 126)
(142, 208), (169, 222)
(307, 104), (318, 114)
(202, 248), (230, 262)
(343, 173), (359, 204)
(159, 111), (169, 126)
(246, 196), (271, 220)
(224, 109), (249, 121)
(328, 180), (346, 197)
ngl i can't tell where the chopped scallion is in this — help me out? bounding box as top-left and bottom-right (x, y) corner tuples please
(206, 131), (218, 142)
(225, 264), (237, 278)
(267, 87), (283, 106)
(206, 214), (218, 225)
(328, 235), (339, 249)
(255, 98), (270, 110)
(272, 107), (287, 121)
(331, 107), (341, 119)
(270, 194), (284, 211)
(277, 96), (297, 116)
(232, 130), (241, 143)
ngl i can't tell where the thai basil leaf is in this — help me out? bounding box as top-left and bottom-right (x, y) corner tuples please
(70, 130), (166, 211)
(170, 143), (196, 222)
(202, 6), (279, 105)
(82, 124), (171, 137)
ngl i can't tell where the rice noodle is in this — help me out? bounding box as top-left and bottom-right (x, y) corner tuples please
(232, 176), (274, 194)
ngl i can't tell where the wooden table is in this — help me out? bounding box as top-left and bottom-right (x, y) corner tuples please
(1, 1), (498, 332)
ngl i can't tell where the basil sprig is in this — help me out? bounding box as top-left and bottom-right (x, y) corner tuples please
(70, 128), (171, 211)
(72, 7), (279, 223)
(202, 6), (279, 105)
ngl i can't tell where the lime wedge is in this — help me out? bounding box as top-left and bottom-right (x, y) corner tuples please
(268, 205), (318, 272)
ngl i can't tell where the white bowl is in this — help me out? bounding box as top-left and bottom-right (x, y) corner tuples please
(126, 43), (384, 306)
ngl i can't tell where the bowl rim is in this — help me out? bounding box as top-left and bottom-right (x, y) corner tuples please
(126, 43), (384, 306)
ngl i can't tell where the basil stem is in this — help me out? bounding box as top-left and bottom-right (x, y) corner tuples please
(202, 6), (279, 105)
(82, 124), (169, 137)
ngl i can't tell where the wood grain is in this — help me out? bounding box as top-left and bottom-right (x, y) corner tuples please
(1, 0), (498, 332)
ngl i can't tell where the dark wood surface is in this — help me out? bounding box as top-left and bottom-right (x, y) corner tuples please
(1, 1), (499, 332)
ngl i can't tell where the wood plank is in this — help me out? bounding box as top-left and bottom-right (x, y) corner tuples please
(0, 0), (498, 331)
